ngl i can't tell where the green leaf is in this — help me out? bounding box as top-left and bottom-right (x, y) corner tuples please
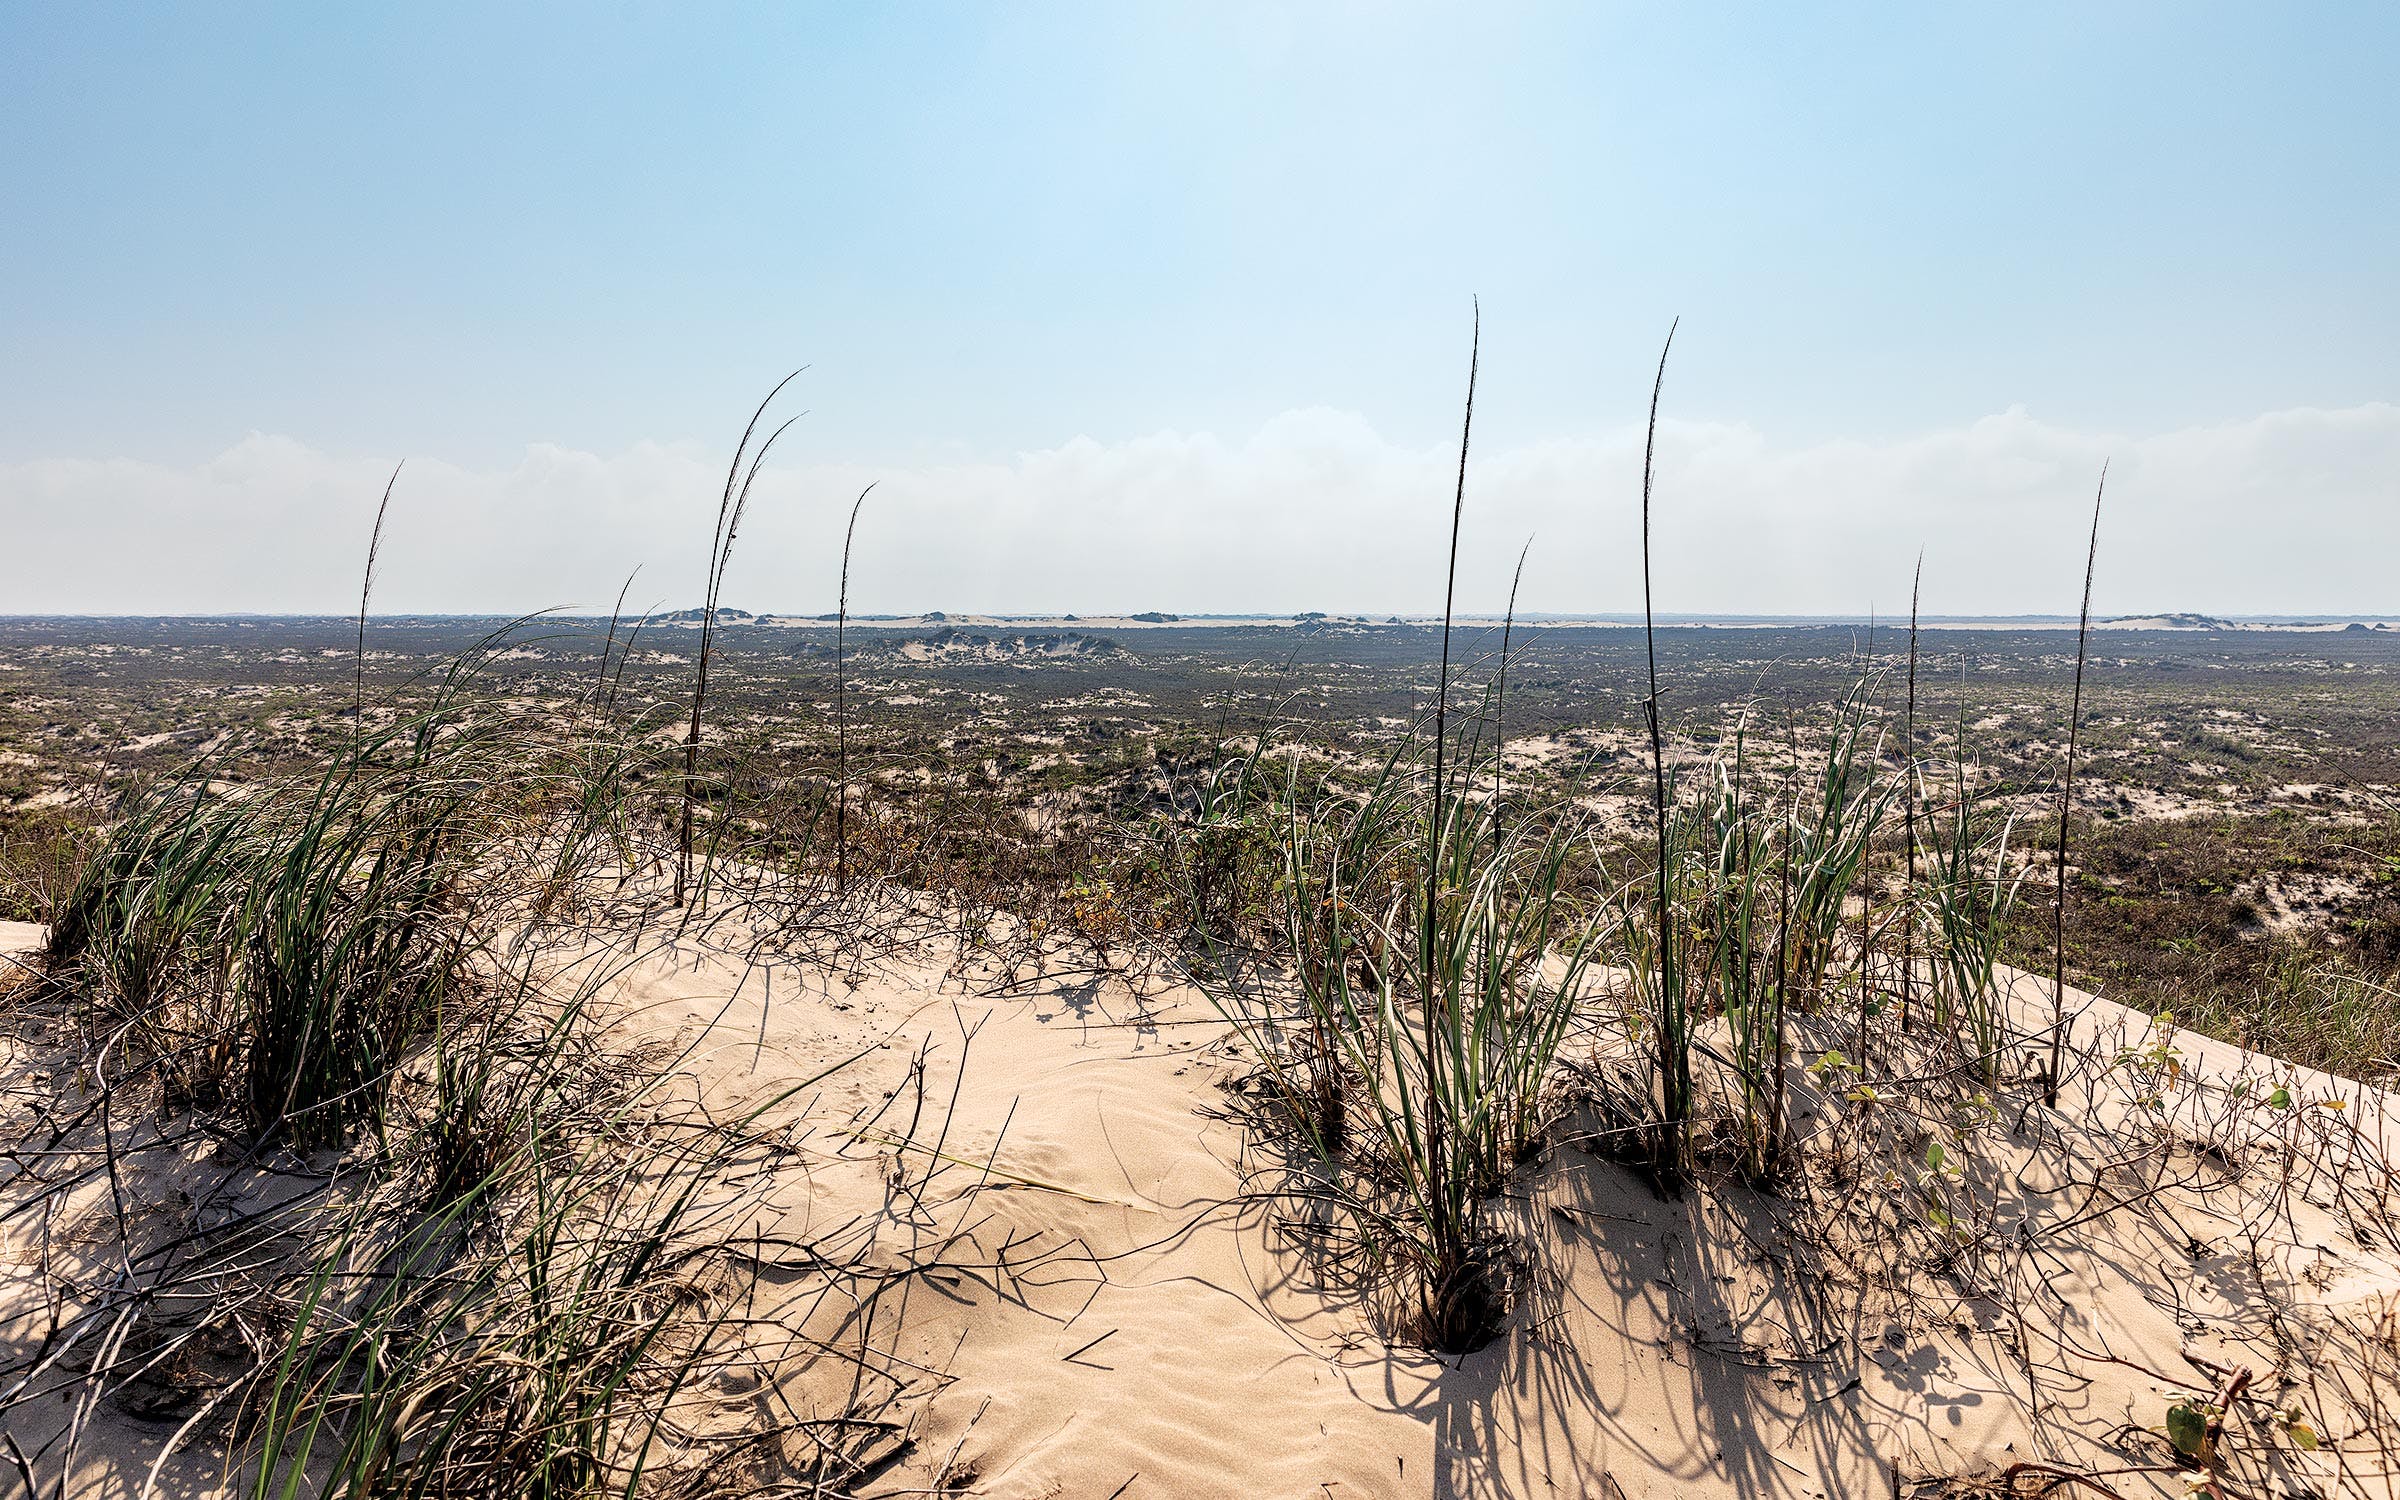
(2280, 1409), (2320, 1451)
(2165, 1400), (2214, 1462)
(2268, 1086), (2292, 1110)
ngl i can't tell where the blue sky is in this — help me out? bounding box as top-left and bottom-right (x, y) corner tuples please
(3, 3), (2394, 614)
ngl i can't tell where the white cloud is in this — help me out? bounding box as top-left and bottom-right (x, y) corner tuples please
(3, 402), (2394, 617)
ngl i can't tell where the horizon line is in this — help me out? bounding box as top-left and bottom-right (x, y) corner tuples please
(4, 609), (2397, 629)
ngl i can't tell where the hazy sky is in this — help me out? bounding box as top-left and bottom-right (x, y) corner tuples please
(4, 4), (2394, 617)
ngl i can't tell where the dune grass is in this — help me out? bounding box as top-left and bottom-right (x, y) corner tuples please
(1151, 316), (2205, 1364)
(1, 619), (951, 1499)
(8, 324), (2397, 1498)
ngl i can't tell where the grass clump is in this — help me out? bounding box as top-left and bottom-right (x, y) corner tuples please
(1185, 726), (1608, 1351)
(42, 668), (526, 1144)
(1166, 313), (2126, 1356)
(1178, 307), (1612, 1351)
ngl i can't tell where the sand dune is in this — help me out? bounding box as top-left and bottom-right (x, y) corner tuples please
(7, 914), (2397, 1498)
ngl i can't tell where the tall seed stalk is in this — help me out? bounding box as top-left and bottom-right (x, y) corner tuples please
(1637, 318), (1689, 1178)
(1901, 553), (1921, 1031)
(1856, 614), (1876, 1070)
(1492, 535), (1533, 813)
(677, 370), (805, 908)
(2045, 465), (2106, 1105)
(593, 565), (641, 713)
(354, 463), (402, 729)
(1421, 299), (1478, 1323)
(835, 483), (875, 897)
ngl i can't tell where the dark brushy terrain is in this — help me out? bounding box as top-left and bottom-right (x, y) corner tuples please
(6, 613), (2399, 1079)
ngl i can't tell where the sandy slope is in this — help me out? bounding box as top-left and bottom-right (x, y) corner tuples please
(6, 917), (2398, 1498)
(602, 927), (2400, 1498)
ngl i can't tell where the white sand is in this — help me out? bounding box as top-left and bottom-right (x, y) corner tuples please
(6, 918), (2397, 1497)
